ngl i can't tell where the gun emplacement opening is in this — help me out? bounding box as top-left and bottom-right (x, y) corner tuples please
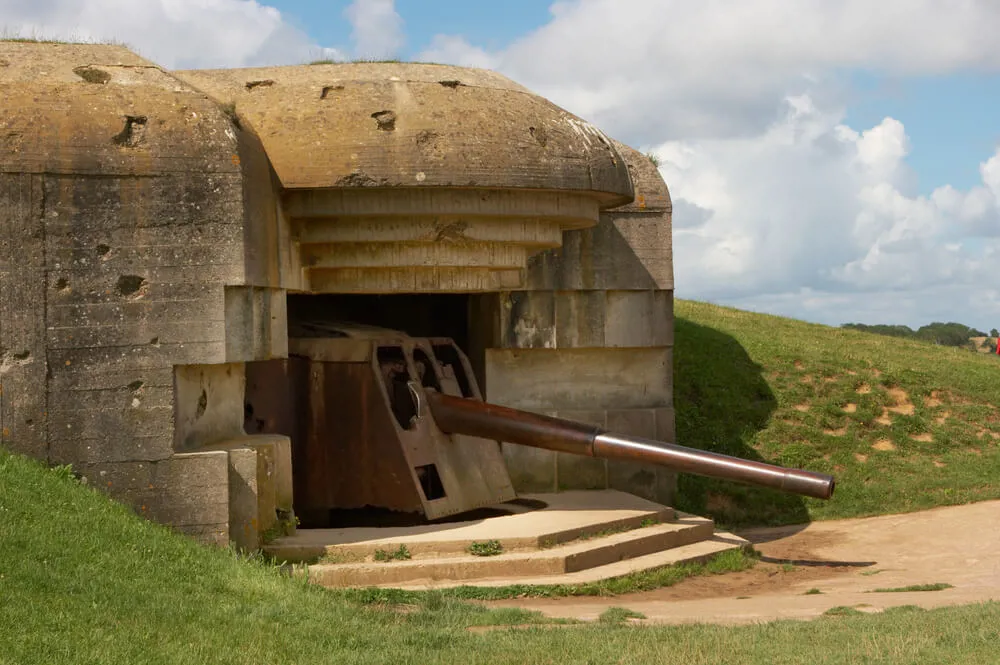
(244, 324), (834, 528)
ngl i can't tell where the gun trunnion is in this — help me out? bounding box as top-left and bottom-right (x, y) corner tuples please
(243, 325), (834, 527)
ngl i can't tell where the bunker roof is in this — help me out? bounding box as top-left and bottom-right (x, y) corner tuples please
(175, 62), (634, 206)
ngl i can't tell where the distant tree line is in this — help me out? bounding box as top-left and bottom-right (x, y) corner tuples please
(841, 322), (989, 348)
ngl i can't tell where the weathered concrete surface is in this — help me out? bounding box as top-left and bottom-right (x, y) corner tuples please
(1, 44), (679, 551)
(0, 43), (287, 545)
(174, 64), (634, 204)
(276, 492), (742, 588)
(491, 501), (1000, 625)
(267, 490), (674, 561)
(478, 143), (676, 503)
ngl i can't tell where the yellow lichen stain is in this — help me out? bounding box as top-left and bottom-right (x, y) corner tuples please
(1, 428), (9, 438)
(637, 194), (646, 209)
(231, 154), (241, 166)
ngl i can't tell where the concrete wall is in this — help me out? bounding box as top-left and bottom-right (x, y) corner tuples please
(0, 44), (290, 546)
(475, 142), (676, 505)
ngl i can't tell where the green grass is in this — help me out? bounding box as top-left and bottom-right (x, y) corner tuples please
(871, 583), (954, 593)
(467, 540), (505, 557)
(3, 448), (1000, 664)
(598, 607), (646, 623)
(373, 544), (411, 562)
(673, 300), (1000, 527)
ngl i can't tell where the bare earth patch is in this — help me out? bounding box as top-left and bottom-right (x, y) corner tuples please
(856, 384), (872, 395)
(491, 501), (1000, 626)
(911, 433), (933, 443)
(933, 460), (947, 468)
(875, 409), (893, 426)
(936, 411), (951, 425)
(872, 440), (896, 451)
(925, 392), (943, 408)
(854, 453), (869, 463)
(886, 388), (915, 415)
(794, 404), (810, 412)
(843, 403), (858, 414)
(824, 427), (848, 437)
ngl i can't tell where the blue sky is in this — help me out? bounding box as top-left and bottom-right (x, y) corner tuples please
(844, 72), (1000, 193)
(273, 0), (552, 59)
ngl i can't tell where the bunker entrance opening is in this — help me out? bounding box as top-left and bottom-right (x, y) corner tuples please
(244, 292), (505, 529)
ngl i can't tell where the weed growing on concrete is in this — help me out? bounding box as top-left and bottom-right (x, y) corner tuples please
(804, 588), (823, 595)
(373, 544), (411, 562)
(467, 540), (504, 557)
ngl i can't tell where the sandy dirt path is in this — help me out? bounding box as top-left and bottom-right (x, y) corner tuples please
(489, 500), (1000, 625)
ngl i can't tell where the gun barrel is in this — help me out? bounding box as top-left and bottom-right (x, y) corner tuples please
(426, 392), (835, 500)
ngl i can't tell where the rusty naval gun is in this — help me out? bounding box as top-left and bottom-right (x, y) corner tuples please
(244, 324), (834, 527)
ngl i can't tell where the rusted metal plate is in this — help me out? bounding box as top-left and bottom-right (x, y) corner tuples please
(251, 331), (516, 523)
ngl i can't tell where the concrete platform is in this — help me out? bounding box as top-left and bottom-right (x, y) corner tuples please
(266, 491), (750, 589)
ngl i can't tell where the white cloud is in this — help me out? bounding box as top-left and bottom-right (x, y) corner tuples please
(0, 0), (345, 69)
(420, 0), (1000, 144)
(652, 97), (1000, 330)
(417, 0), (1000, 329)
(343, 0), (404, 60)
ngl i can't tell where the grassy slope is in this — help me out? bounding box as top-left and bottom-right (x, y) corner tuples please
(2, 451), (999, 664)
(673, 300), (1000, 527)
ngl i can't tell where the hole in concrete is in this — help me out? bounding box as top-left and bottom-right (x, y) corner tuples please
(112, 115), (148, 148)
(12, 351), (30, 361)
(116, 275), (145, 297)
(245, 79), (274, 91)
(438, 80), (462, 89)
(127, 381), (144, 392)
(25, 419), (33, 426)
(73, 66), (110, 84)
(415, 464), (446, 500)
(54, 277), (69, 291)
(529, 125), (548, 147)
(195, 389), (208, 419)
(149, 337), (159, 346)
(320, 84), (344, 99)
(96, 244), (111, 257)
(371, 110), (396, 131)
(378, 347), (417, 430)
(415, 129), (439, 148)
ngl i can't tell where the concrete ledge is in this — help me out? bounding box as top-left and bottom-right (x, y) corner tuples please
(266, 490), (673, 563)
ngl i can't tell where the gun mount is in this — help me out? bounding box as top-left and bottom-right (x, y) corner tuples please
(244, 324), (834, 527)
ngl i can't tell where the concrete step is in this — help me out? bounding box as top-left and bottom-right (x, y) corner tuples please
(265, 490), (675, 563)
(388, 532), (750, 590)
(305, 513), (717, 588)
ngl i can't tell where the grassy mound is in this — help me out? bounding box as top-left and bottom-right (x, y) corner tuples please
(673, 300), (1000, 527)
(2, 449), (999, 663)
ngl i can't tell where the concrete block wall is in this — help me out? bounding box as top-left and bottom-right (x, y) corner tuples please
(475, 142), (676, 505)
(0, 44), (292, 547)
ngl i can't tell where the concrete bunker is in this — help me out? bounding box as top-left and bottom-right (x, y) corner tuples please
(0, 44), (831, 555)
